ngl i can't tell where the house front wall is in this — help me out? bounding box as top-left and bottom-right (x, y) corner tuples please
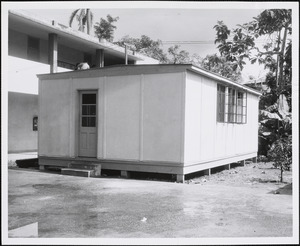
(183, 71), (259, 173)
(39, 70), (185, 171)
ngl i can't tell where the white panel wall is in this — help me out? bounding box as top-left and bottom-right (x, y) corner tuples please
(142, 73), (183, 162)
(39, 71), (184, 164)
(105, 75), (140, 160)
(184, 71), (259, 165)
(199, 76), (217, 160)
(39, 79), (72, 157)
(184, 74), (202, 162)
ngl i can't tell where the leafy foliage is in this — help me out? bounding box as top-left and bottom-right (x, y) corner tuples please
(213, 9), (292, 91)
(194, 53), (242, 82)
(267, 136), (292, 182)
(115, 35), (168, 63)
(258, 93), (292, 181)
(167, 45), (192, 64)
(94, 15), (119, 42)
(69, 9), (93, 35)
(116, 36), (193, 64)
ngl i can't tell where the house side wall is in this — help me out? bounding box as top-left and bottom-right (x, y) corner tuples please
(184, 71), (259, 170)
(8, 92), (38, 153)
(39, 72), (184, 165)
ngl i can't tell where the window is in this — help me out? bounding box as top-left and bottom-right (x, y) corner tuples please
(217, 84), (226, 122)
(27, 36), (40, 61)
(217, 84), (247, 124)
(81, 94), (96, 127)
(227, 88), (236, 123)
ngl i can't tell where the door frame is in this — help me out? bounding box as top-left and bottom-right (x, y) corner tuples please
(77, 90), (98, 157)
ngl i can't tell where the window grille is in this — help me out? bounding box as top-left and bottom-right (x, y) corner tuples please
(217, 84), (247, 124)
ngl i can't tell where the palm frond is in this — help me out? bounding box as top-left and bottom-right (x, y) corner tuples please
(90, 12), (94, 25)
(69, 9), (80, 27)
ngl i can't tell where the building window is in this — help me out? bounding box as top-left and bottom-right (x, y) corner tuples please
(217, 84), (226, 122)
(237, 91), (247, 124)
(227, 88), (236, 123)
(27, 36), (40, 61)
(217, 84), (247, 124)
(81, 94), (96, 127)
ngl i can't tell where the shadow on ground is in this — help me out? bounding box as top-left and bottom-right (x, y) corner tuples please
(268, 183), (292, 195)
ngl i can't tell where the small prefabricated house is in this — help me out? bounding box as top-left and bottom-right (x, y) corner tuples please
(37, 64), (261, 182)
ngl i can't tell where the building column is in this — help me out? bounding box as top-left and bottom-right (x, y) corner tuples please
(96, 49), (104, 67)
(48, 33), (58, 73)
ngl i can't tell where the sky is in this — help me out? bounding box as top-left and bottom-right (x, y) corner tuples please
(23, 7), (263, 56)
(3, 1), (298, 94)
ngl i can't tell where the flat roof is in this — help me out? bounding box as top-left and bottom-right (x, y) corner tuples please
(37, 64), (262, 96)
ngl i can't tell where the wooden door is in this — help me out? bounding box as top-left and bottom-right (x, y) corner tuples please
(79, 91), (97, 157)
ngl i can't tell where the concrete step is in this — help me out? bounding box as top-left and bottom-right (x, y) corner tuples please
(61, 168), (95, 178)
(67, 162), (101, 177)
(68, 162), (99, 170)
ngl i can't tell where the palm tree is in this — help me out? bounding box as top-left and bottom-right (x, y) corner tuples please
(69, 9), (93, 35)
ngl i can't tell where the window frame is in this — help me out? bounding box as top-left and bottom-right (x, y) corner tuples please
(217, 84), (226, 123)
(216, 83), (247, 124)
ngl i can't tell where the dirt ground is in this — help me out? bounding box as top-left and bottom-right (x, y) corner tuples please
(184, 161), (293, 194)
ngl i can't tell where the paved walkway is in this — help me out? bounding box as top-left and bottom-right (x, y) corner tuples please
(5, 168), (295, 243)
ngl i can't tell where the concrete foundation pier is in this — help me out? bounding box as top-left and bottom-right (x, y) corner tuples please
(225, 163), (231, 170)
(204, 169), (211, 176)
(176, 174), (185, 183)
(121, 170), (131, 178)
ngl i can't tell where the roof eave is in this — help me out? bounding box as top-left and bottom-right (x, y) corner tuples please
(9, 9), (143, 61)
(188, 65), (262, 96)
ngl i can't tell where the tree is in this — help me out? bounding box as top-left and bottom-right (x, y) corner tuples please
(94, 15), (119, 42)
(115, 35), (169, 63)
(195, 53), (242, 82)
(69, 9), (93, 35)
(213, 10), (292, 175)
(214, 9), (291, 92)
(167, 45), (191, 64)
(268, 135), (292, 182)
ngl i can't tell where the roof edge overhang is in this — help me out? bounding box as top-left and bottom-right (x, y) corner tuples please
(188, 65), (262, 97)
(36, 63), (262, 97)
(9, 9), (144, 61)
